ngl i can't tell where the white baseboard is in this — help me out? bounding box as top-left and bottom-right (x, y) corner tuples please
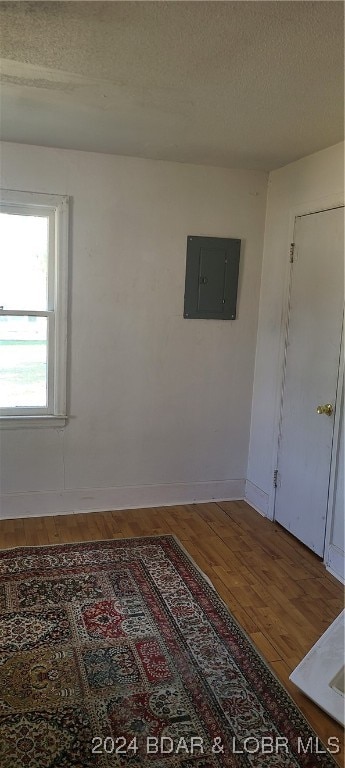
(326, 544), (345, 584)
(244, 480), (269, 517)
(0, 478), (245, 520)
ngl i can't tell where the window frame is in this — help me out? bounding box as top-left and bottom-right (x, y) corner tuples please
(0, 190), (69, 428)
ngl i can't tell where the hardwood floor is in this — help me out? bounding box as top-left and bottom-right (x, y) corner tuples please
(0, 500), (343, 763)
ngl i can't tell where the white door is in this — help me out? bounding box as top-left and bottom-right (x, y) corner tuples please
(274, 206), (344, 556)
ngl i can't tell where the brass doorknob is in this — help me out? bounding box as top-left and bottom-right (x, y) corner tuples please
(316, 404), (334, 416)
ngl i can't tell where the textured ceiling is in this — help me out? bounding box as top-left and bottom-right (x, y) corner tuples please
(0, 1), (343, 170)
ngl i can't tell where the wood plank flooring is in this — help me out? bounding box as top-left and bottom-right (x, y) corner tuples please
(0, 500), (343, 764)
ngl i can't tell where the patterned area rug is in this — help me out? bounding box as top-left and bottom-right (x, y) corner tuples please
(0, 535), (338, 767)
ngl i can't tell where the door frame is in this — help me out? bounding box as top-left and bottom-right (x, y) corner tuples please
(323, 323), (344, 574)
(268, 194), (344, 564)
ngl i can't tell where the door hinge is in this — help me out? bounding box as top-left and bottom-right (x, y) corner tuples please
(273, 469), (278, 488)
(289, 243), (295, 263)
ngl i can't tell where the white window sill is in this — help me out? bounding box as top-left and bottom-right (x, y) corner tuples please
(0, 415), (68, 429)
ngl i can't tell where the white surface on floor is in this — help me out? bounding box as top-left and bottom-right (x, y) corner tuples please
(290, 611), (345, 726)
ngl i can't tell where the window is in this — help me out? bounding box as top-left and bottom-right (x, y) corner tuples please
(0, 190), (69, 427)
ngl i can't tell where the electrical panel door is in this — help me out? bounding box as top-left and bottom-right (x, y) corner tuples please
(183, 235), (240, 319)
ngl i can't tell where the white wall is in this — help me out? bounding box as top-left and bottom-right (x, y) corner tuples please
(0, 142), (267, 517)
(246, 142), (344, 579)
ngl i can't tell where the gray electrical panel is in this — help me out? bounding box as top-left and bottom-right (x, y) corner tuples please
(183, 236), (240, 319)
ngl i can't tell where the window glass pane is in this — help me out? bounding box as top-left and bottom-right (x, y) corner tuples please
(0, 213), (49, 310)
(0, 316), (48, 408)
